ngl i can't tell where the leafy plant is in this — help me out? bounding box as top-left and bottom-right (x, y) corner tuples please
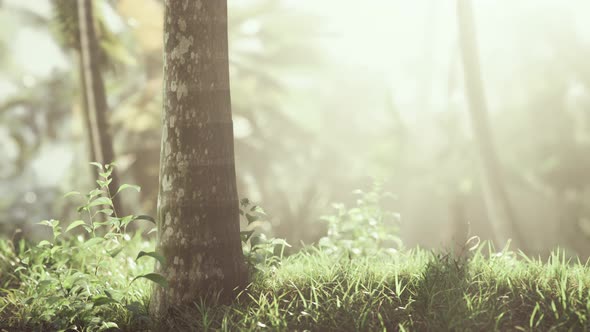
(318, 182), (403, 256)
(239, 198), (290, 271)
(0, 163), (161, 330)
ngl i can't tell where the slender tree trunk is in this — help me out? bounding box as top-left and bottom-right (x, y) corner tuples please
(78, 55), (96, 165)
(456, 0), (525, 249)
(77, 54), (101, 191)
(77, 0), (122, 214)
(151, 0), (247, 318)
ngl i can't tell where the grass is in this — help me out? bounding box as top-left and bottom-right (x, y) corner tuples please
(2, 236), (590, 331)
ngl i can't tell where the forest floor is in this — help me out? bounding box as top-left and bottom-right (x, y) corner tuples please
(1, 236), (590, 331)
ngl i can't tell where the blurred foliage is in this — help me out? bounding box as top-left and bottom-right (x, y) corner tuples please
(50, 0), (135, 69)
(2, 1), (590, 257)
(0, 0), (332, 247)
(319, 182), (402, 256)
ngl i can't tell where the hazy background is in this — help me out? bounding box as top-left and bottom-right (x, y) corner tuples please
(2, 0), (590, 258)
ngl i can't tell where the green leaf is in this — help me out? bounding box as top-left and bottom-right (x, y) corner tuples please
(65, 220), (87, 233)
(131, 273), (169, 289)
(116, 184), (141, 195)
(99, 322), (119, 331)
(119, 215), (134, 227)
(99, 169), (113, 179)
(134, 215), (156, 224)
(37, 279), (53, 292)
(96, 208), (114, 216)
(250, 205), (266, 214)
(38, 220), (52, 227)
(88, 189), (103, 198)
(97, 178), (113, 188)
(88, 196), (113, 208)
(271, 238), (292, 247)
(46, 295), (63, 306)
(37, 240), (52, 247)
(90, 162), (104, 170)
(93, 221), (110, 227)
(108, 247), (124, 258)
(246, 213), (258, 224)
(136, 251), (166, 266)
(92, 296), (118, 307)
(240, 198), (250, 207)
(38, 219), (58, 227)
(64, 191), (81, 198)
(63, 272), (86, 286)
(59, 325), (78, 332)
(50, 245), (61, 255)
(82, 237), (105, 247)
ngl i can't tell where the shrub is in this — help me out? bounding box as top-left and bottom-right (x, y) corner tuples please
(318, 182), (402, 256)
(0, 163), (160, 331)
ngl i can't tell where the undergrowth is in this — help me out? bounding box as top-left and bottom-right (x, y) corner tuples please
(0, 163), (158, 331)
(1, 172), (590, 331)
(157, 246), (590, 331)
(3, 238), (590, 331)
(0, 238), (590, 331)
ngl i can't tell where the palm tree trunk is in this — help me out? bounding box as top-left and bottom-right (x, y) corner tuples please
(151, 0), (247, 318)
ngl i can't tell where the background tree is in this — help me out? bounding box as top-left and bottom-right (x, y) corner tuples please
(3, 1), (590, 258)
(151, 0), (247, 317)
(77, 0), (122, 214)
(456, 0), (524, 249)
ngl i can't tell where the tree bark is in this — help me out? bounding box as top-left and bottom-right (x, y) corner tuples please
(77, 55), (96, 168)
(151, 0), (247, 317)
(77, 0), (122, 214)
(456, 0), (526, 249)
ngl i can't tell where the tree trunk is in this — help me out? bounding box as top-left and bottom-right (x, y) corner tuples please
(151, 0), (247, 317)
(456, 0), (525, 249)
(77, 0), (122, 214)
(77, 55), (96, 168)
